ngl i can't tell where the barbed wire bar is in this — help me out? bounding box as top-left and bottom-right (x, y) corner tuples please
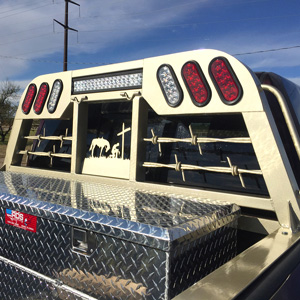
(18, 149), (71, 167)
(144, 126), (251, 156)
(18, 150), (72, 159)
(23, 128), (72, 148)
(143, 155), (262, 188)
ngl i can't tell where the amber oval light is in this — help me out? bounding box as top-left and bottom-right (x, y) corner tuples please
(182, 61), (211, 106)
(22, 84), (37, 114)
(210, 57), (242, 104)
(34, 83), (49, 114)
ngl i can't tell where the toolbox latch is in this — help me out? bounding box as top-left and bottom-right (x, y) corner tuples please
(72, 227), (96, 256)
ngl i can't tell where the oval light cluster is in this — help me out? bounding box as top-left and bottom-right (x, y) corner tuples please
(157, 57), (243, 107)
(21, 79), (63, 114)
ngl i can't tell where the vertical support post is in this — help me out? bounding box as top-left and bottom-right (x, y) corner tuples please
(71, 101), (88, 174)
(129, 97), (149, 181)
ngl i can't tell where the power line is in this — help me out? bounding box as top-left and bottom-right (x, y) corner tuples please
(0, 2), (56, 20)
(79, 13), (300, 33)
(82, 0), (269, 20)
(233, 45), (300, 56)
(0, 54), (101, 66)
(1, 45), (300, 66)
(0, 0), (44, 15)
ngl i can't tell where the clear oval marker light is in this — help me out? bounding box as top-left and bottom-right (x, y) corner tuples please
(22, 83), (37, 114)
(34, 82), (49, 114)
(209, 57), (242, 104)
(157, 64), (183, 107)
(182, 61), (211, 106)
(47, 79), (63, 113)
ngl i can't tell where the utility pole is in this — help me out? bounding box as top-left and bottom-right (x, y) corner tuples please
(54, 0), (79, 71)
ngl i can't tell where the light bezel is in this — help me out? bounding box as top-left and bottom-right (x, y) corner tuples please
(157, 64), (183, 108)
(209, 57), (243, 105)
(72, 69), (143, 95)
(22, 83), (37, 114)
(33, 82), (49, 114)
(181, 61), (211, 107)
(47, 79), (63, 114)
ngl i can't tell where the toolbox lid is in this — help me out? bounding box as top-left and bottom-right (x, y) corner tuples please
(0, 171), (239, 251)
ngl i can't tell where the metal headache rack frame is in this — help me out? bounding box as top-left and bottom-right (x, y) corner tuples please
(1, 49), (300, 299)
(2, 48), (299, 229)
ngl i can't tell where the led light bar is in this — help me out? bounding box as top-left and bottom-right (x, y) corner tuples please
(47, 79), (63, 113)
(182, 61), (211, 107)
(209, 57), (242, 104)
(22, 83), (37, 114)
(72, 69), (143, 94)
(157, 64), (183, 107)
(34, 83), (49, 114)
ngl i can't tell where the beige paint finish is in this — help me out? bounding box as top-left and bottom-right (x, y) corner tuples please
(173, 229), (300, 300)
(16, 49), (265, 121)
(3, 48), (300, 300)
(243, 110), (300, 229)
(142, 49), (264, 115)
(3, 48), (300, 230)
(15, 71), (73, 120)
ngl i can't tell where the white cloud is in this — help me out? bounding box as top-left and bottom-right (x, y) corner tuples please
(190, 29), (300, 71)
(0, 0), (214, 79)
(0, 0), (299, 82)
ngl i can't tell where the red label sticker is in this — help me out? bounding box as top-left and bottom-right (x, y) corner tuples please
(5, 209), (37, 233)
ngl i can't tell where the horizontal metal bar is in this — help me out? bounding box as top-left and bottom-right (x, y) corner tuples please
(18, 150), (71, 159)
(23, 135), (73, 142)
(143, 155), (262, 188)
(144, 136), (251, 144)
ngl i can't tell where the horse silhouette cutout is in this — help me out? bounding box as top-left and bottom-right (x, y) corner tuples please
(89, 137), (111, 157)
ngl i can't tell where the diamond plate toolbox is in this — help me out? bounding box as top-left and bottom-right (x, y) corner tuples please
(0, 171), (240, 300)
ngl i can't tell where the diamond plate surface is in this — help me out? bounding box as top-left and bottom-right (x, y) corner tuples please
(0, 171), (240, 299)
(0, 259), (88, 300)
(0, 211), (168, 299)
(0, 171), (239, 250)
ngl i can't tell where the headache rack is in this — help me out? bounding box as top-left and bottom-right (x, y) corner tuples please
(1, 49), (300, 299)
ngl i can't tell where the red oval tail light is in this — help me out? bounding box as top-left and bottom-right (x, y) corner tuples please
(22, 84), (37, 114)
(34, 83), (49, 114)
(182, 61), (211, 106)
(209, 57), (242, 104)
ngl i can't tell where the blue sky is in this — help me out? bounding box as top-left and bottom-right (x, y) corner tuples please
(0, 0), (299, 91)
